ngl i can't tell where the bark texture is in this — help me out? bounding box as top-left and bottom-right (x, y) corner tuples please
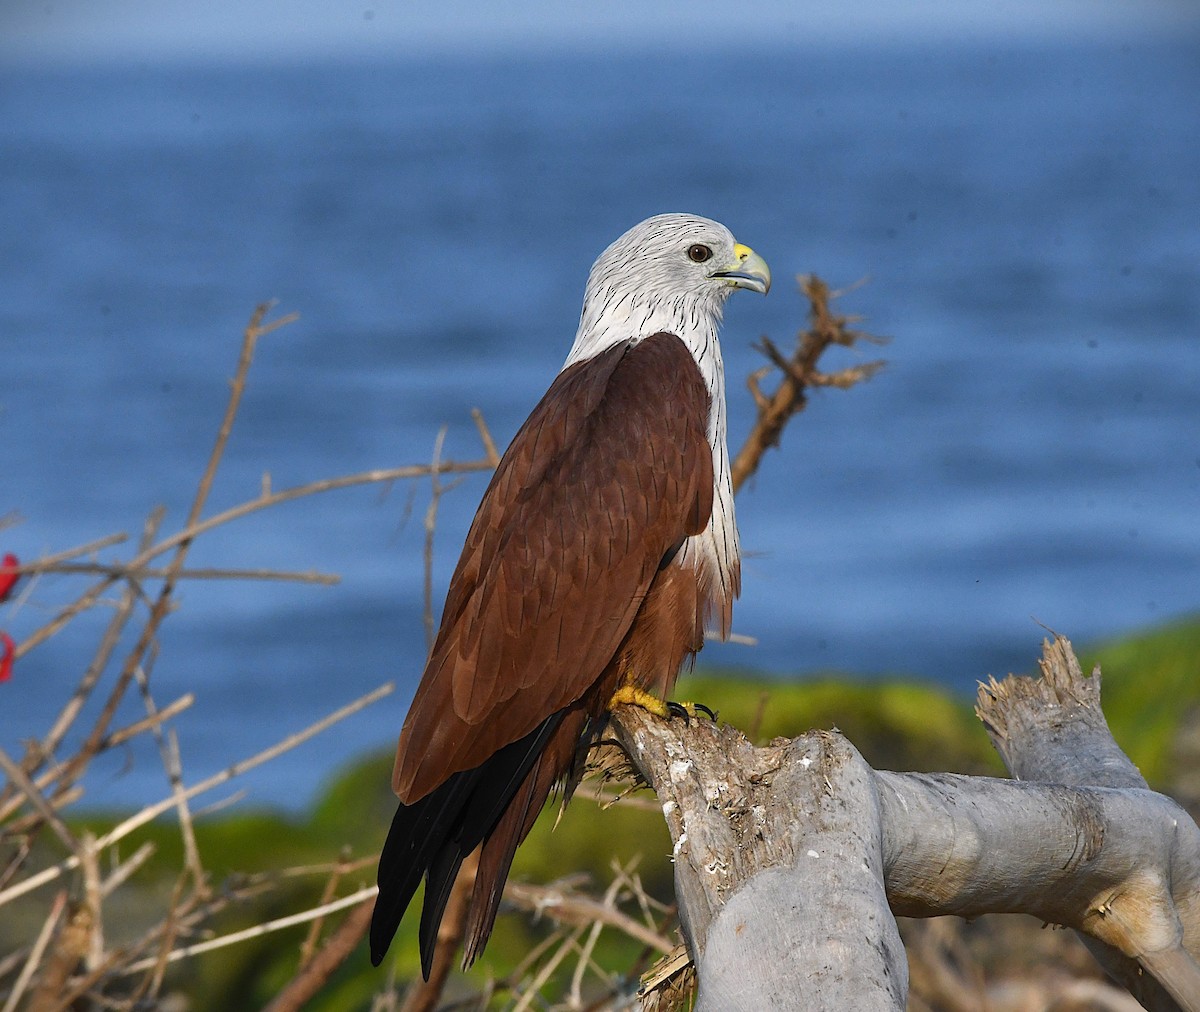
(609, 635), (1200, 1011)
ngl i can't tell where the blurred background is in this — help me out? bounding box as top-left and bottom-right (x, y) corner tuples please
(1, 1), (1198, 809)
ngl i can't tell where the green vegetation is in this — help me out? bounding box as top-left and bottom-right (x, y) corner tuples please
(1082, 616), (1200, 787)
(58, 615), (1200, 1007)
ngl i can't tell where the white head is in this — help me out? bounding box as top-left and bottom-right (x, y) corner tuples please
(564, 213), (770, 367)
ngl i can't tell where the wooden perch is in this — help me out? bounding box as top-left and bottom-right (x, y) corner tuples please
(609, 635), (1200, 1011)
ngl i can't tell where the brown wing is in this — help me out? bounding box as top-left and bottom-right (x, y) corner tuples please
(393, 331), (714, 802)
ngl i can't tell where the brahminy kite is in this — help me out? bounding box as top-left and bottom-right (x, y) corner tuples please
(370, 213), (770, 974)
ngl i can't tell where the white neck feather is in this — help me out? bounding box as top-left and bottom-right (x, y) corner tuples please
(562, 288), (728, 452)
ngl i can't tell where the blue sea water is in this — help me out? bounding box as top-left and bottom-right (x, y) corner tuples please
(1, 39), (1198, 808)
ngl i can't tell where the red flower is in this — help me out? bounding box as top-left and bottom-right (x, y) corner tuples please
(0, 632), (12, 683)
(0, 553), (18, 602)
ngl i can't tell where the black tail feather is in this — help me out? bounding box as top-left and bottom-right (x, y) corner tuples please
(371, 711), (566, 973)
(417, 843), (466, 978)
(370, 771), (478, 966)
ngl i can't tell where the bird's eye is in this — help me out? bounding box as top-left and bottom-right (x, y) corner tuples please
(687, 244), (713, 264)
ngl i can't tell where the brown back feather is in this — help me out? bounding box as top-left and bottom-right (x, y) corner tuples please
(392, 332), (714, 803)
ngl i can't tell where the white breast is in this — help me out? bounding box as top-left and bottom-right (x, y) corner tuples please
(675, 316), (741, 639)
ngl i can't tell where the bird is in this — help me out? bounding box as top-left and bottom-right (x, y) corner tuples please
(370, 213), (770, 975)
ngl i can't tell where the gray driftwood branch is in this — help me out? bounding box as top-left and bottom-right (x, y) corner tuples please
(609, 635), (1200, 1011)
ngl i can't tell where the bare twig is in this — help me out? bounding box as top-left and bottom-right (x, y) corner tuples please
(571, 874), (629, 1005)
(100, 693), (195, 751)
(420, 428), (470, 653)
(135, 873), (189, 1005)
(14, 461), (493, 662)
(1, 890), (66, 1012)
(511, 924), (589, 1012)
(168, 726), (206, 889)
(0, 682), (394, 908)
(129, 641), (206, 895)
(99, 841), (156, 898)
(471, 407), (502, 467)
(423, 426), (449, 651)
(24, 899), (92, 1012)
(52, 306), (297, 800)
(10, 533), (130, 572)
(78, 832), (104, 970)
(730, 274), (885, 493)
(121, 886), (378, 972)
(8, 509), (165, 804)
(0, 746), (81, 854)
(0, 307), (515, 1010)
(298, 849), (351, 970)
(196, 304), (300, 530)
(506, 881), (675, 956)
(265, 897), (376, 1012)
(26, 562), (339, 584)
(0, 686), (189, 830)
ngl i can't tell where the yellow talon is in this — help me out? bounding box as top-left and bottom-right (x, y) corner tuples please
(608, 686), (717, 723)
(608, 684), (672, 718)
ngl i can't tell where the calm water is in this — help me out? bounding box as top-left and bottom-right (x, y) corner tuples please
(1, 40), (1198, 807)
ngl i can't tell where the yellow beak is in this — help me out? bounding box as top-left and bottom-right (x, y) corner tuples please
(710, 242), (771, 294)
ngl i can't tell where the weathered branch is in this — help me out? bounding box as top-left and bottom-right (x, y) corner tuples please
(608, 712), (906, 1010)
(977, 635), (1200, 1010)
(610, 636), (1200, 1011)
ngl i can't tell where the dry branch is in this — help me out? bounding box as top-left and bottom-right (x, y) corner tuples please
(976, 636), (1200, 1011)
(48, 305), (293, 807)
(12, 461), (495, 665)
(0, 298), (532, 1009)
(730, 275), (885, 493)
(609, 636), (1200, 1011)
(23, 897), (90, 1012)
(121, 886), (377, 974)
(1, 890), (66, 1012)
(506, 879), (676, 956)
(0, 681), (395, 908)
(263, 898), (376, 1012)
(25, 561), (340, 584)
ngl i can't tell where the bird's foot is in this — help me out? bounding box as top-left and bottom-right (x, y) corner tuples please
(609, 685), (717, 724)
(668, 700), (717, 724)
